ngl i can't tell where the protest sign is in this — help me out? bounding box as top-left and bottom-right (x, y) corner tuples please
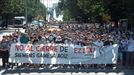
(9, 44), (118, 64)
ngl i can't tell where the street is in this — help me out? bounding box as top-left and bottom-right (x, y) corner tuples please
(0, 66), (134, 75)
(1, 0), (134, 74)
(0, 27), (134, 75)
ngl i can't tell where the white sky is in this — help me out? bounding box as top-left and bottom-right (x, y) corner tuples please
(40, 0), (59, 8)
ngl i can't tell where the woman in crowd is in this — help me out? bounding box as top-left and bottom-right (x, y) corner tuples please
(0, 36), (10, 68)
(1, 23), (134, 69)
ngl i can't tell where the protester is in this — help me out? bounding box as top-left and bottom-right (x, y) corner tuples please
(0, 36), (10, 68)
(20, 33), (29, 44)
(126, 37), (134, 67)
(1, 22), (134, 69)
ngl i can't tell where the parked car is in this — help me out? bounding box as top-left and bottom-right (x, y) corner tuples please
(13, 16), (26, 28)
(29, 19), (45, 28)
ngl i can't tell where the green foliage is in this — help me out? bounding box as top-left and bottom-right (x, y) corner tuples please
(63, 9), (74, 21)
(102, 0), (134, 26)
(59, 0), (108, 22)
(0, 0), (46, 19)
(28, 0), (46, 19)
(59, 0), (134, 23)
(58, 0), (83, 21)
(38, 1), (46, 19)
(0, 0), (24, 16)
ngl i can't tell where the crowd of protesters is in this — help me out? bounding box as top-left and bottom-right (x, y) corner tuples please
(0, 22), (134, 69)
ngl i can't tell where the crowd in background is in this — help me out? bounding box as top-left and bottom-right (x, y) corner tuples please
(0, 22), (134, 68)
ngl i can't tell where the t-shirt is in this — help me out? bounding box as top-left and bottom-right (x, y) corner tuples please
(93, 40), (104, 47)
(20, 35), (29, 44)
(0, 40), (9, 51)
(127, 39), (134, 52)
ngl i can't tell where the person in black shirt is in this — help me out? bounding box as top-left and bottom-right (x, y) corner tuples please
(0, 36), (10, 68)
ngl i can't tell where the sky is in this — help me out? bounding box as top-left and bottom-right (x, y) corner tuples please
(40, 0), (59, 8)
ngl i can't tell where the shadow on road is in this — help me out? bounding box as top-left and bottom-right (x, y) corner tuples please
(0, 66), (134, 75)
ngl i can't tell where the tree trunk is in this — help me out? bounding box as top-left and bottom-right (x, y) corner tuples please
(114, 19), (118, 28)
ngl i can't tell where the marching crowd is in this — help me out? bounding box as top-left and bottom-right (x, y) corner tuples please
(0, 22), (134, 69)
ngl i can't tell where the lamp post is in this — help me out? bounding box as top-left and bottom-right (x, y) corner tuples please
(37, 0), (39, 15)
(24, 0), (28, 24)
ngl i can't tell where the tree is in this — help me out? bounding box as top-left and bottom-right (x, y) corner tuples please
(103, 0), (134, 27)
(58, 0), (85, 22)
(0, 0), (46, 21)
(58, 0), (108, 23)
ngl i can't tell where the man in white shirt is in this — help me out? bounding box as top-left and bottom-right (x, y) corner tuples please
(93, 39), (104, 58)
(120, 38), (129, 66)
(93, 39), (104, 48)
(48, 34), (54, 43)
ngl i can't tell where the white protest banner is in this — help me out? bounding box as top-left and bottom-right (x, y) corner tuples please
(9, 43), (118, 64)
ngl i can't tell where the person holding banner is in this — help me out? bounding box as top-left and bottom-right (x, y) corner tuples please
(0, 36), (10, 68)
(126, 37), (134, 67)
(120, 37), (128, 67)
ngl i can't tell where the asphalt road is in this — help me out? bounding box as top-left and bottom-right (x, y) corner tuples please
(0, 67), (134, 75)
